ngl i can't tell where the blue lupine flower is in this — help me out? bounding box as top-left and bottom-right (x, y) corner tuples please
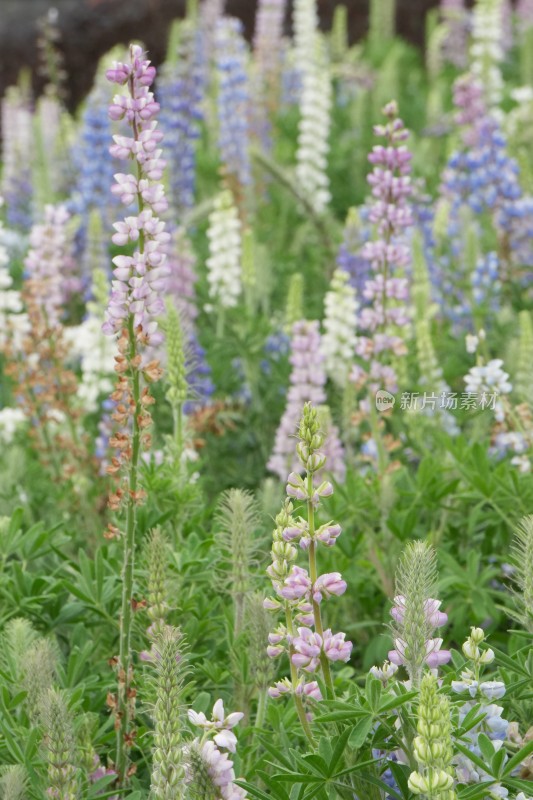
(184, 334), (215, 414)
(3, 170), (33, 230)
(472, 251), (500, 308)
(261, 330), (291, 375)
(215, 18), (252, 189)
(70, 89), (118, 224)
(158, 24), (205, 213)
(337, 208), (371, 300)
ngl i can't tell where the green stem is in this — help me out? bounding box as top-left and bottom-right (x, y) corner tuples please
(115, 313), (142, 783)
(216, 306), (225, 338)
(285, 605), (315, 746)
(115, 68), (145, 781)
(307, 472), (335, 699)
(254, 688), (267, 731)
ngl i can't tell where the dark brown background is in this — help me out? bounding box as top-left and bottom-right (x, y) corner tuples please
(0, 0), (442, 109)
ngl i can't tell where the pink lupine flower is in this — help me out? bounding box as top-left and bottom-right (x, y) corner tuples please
(268, 320), (345, 481)
(391, 595), (448, 628)
(388, 637), (451, 669)
(323, 630), (352, 662)
(296, 681), (323, 701)
(103, 44), (170, 347)
(291, 627), (322, 672)
(312, 573), (347, 603)
(315, 523), (342, 546)
(279, 565), (312, 601)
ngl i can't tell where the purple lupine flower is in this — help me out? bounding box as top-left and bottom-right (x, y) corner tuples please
(268, 320), (344, 481)
(291, 627), (322, 672)
(452, 74), (487, 146)
(215, 18), (252, 191)
(322, 629), (353, 663)
(312, 572), (347, 604)
(24, 205), (74, 327)
(390, 596), (448, 628)
(103, 45), (170, 347)
(163, 227), (198, 328)
(388, 593), (452, 670)
(157, 23), (204, 213)
(279, 564), (312, 600)
(439, 0), (470, 69)
(353, 102), (413, 395)
(252, 0), (287, 149)
(295, 681), (322, 701)
(517, 0), (533, 25)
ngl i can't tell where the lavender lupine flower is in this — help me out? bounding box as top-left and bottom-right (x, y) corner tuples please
(158, 22), (204, 213)
(439, 0), (469, 69)
(253, 0), (287, 94)
(353, 102), (413, 395)
(215, 18), (252, 193)
(267, 320), (344, 481)
(265, 403), (351, 726)
(164, 227), (198, 328)
(103, 44), (170, 782)
(24, 205), (72, 328)
(103, 47), (170, 346)
(252, 0), (287, 149)
(320, 268), (358, 388)
(389, 542), (451, 687)
(517, 0), (533, 25)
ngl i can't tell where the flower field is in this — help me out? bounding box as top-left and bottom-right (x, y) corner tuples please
(1, 0), (533, 797)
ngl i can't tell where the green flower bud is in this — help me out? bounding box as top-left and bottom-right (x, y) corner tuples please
(40, 688), (79, 800)
(150, 626), (187, 799)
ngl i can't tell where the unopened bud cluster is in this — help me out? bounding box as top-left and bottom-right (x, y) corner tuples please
(408, 675), (457, 799)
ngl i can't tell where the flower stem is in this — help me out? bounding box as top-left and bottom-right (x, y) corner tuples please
(115, 313), (142, 783)
(285, 604), (315, 745)
(306, 472), (335, 699)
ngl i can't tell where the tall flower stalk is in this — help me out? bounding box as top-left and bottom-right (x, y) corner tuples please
(265, 403), (352, 736)
(103, 45), (170, 782)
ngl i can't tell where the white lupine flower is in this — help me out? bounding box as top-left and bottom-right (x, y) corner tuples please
(1, 87), (33, 194)
(320, 268), (358, 387)
(0, 407), (26, 445)
(64, 316), (115, 412)
(470, 0), (504, 109)
(0, 198), (29, 350)
(370, 660), (398, 683)
(465, 358), (512, 421)
(293, 0), (319, 71)
(206, 191), (242, 310)
(295, 38), (331, 214)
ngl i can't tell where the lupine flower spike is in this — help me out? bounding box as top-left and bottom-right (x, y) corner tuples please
(265, 403), (351, 739)
(104, 44), (169, 782)
(389, 541), (451, 687)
